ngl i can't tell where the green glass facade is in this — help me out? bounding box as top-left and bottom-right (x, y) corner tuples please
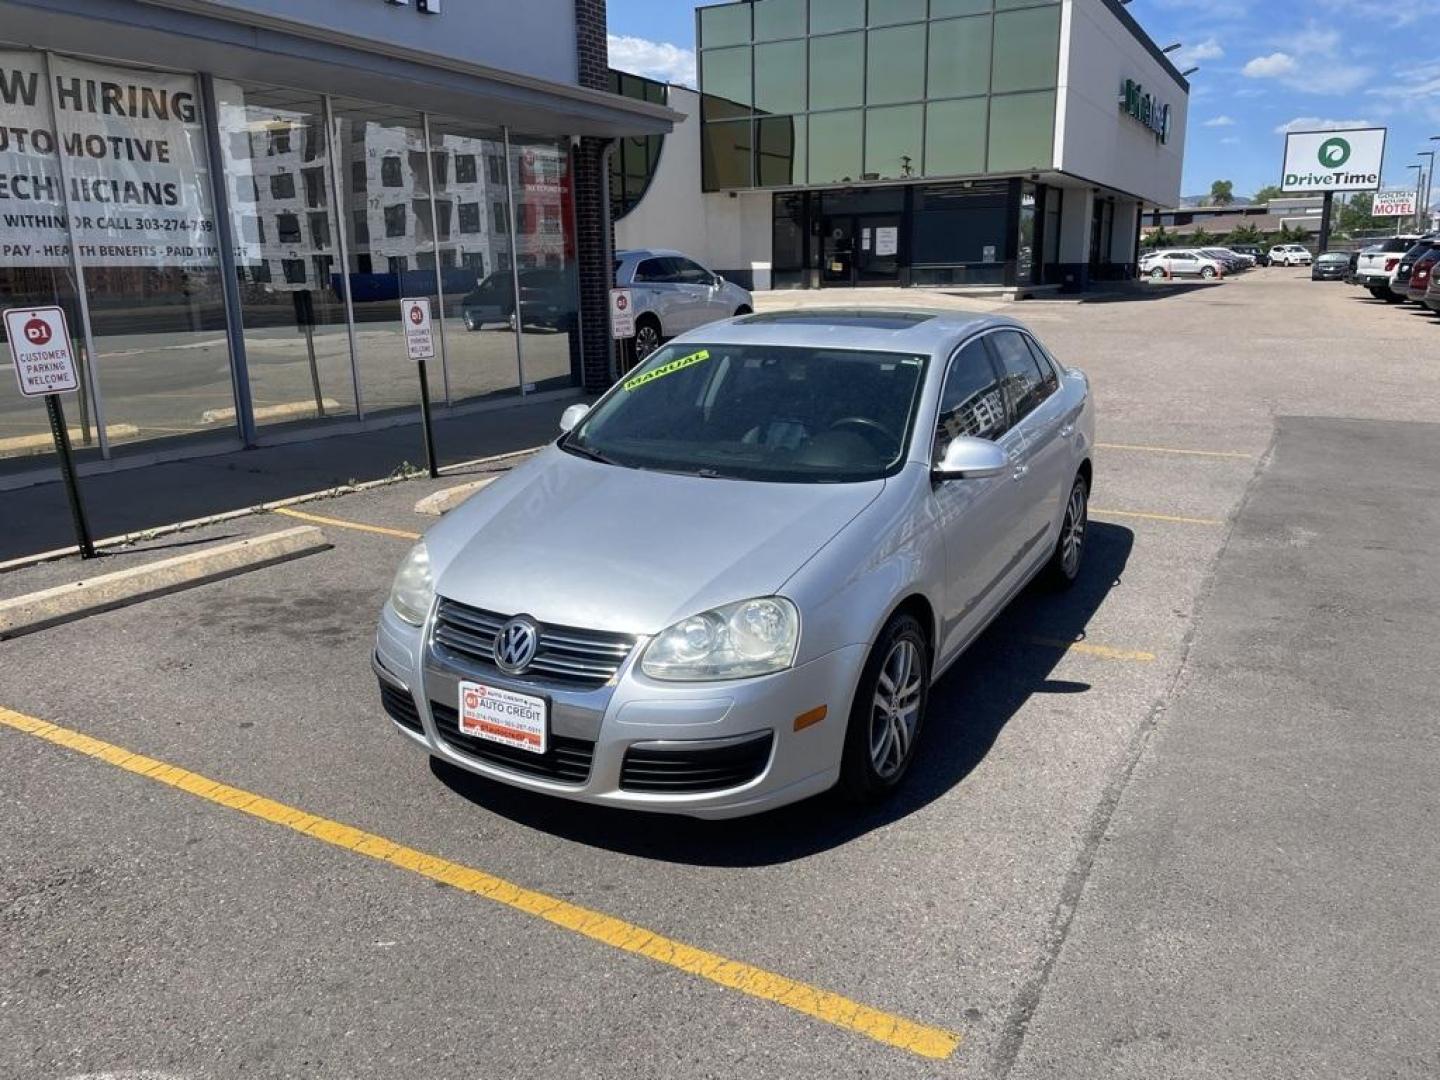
(698, 0), (1060, 192)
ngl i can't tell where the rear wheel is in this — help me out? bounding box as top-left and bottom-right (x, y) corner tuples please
(634, 317), (661, 360)
(1200, 266), (1217, 280)
(1368, 286), (1389, 300)
(734, 305), (752, 317)
(1149, 267), (1166, 280)
(463, 311), (480, 332)
(838, 613), (930, 803)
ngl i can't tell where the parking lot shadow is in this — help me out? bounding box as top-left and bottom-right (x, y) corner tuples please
(431, 521), (1136, 866)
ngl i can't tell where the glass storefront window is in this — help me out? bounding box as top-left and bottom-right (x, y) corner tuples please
(808, 33), (864, 111)
(924, 98), (987, 177)
(864, 105), (922, 180)
(810, 0), (865, 33)
(330, 98), (444, 414)
(928, 16), (993, 99)
(808, 110), (863, 184)
(771, 192), (809, 288)
(754, 0), (806, 41)
(757, 115), (806, 186)
(701, 47), (752, 122)
(425, 115), (522, 404)
(869, 0), (927, 26)
(1018, 183), (1037, 284)
(932, 0), (992, 15)
(910, 183), (1009, 286)
(867, 25), (926, 105)
(991, 5), (1062, 93)
(987, 91), (1055, 172)
(755, 41), (807, 115)
(508, 134), (580, 393)
(52, 55), (235, 451)
(215, 81), (356, 429)
(703, 119), (754, 189)
(699, 3), (751, 48)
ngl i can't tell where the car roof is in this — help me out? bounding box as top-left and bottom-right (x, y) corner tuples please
(615, 248), (685, 261)
(664, 308), (1022, 356)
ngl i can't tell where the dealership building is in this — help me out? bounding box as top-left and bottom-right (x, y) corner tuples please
(616, 0), (1187, 293)
(0, 0), (676, 483)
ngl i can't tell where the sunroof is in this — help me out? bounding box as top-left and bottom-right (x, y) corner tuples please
(740, 309), (937, 330)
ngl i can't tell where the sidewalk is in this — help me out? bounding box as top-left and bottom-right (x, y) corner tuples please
(2, 396), (576, 563)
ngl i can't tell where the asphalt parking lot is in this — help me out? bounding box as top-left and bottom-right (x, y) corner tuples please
(2, 269), (1437, 1078)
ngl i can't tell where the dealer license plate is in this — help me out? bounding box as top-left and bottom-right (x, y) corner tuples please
(457, 681), (548, 755)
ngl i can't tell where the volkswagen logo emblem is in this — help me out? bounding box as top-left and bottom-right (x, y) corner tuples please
(493, 616), (540, 674)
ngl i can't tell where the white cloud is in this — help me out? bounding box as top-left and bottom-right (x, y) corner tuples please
(1243, 52), (1298, 78)
(1203, 115), (1236, 127)
(607, 33), (696, 88)
(1272, 116), (1373, 134)
(1221, 137), (1241, 145)
(1279, 25), (1339, 57)
(1174, 37), (1224, 65)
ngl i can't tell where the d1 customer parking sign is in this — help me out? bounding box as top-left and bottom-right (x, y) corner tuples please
(4, 306), (78, 397)
(401, 297), (435, 361)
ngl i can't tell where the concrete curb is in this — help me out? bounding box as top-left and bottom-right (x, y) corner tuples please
(414, 477), (497, 516)
(0, 445), (543, 574)
(0, 423), (141, 455)
(0, 526), (331, 639)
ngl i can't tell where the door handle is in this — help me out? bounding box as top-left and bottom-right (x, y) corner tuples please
(1012, 464), (1029, 482)
(1060, 423), (1075, 438)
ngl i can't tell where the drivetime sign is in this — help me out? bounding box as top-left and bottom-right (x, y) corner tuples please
(4, 306), (78, 397)
(1282, 128), (1385, 193)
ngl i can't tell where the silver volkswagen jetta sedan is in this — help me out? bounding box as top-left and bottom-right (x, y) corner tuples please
(375, 310), (1094, 818)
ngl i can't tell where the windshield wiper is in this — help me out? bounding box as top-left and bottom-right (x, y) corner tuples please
(563, 441), (621, 466)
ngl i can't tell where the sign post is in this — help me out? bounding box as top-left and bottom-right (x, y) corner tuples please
(609, 287), (637, 377)
(400, 297), (440, 479)
(5, 306), (95, 559)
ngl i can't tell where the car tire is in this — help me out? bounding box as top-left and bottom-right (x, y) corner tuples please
(838, 612), (930, 804)
(634, 317), (662, 360)
(1383, 292), (1404, 304)
(1042, 472), (1090, 590)
(464, 312), (479, 332)
(1200, 266), (1217, 280)
(1149, 267), (1166, 280)
(734, 305), (752, 317)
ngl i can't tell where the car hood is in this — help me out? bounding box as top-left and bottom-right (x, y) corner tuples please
(428, 447), (883, 635)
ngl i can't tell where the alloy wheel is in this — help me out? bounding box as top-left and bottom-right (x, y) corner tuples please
(869, 639), (923, 780)
(1061, 481), (1088, 578)
(635, 323), (660, 359)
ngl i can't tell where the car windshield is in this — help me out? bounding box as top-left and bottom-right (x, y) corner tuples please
(1318, 253), (1348, 263)
(564, 342), (928, 483)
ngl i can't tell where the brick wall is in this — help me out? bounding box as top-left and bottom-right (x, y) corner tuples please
(574, 0), (614, 391)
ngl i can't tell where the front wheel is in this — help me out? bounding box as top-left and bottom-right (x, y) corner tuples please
(1149, 267), (1166, 280)
(1042, 473), (1089, 590)
(838, 613), (930, 803)
(634, 319), (661, 360)
(1200, 266), (1217, 280)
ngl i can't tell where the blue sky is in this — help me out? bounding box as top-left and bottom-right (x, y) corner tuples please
(605, 0), (1440, 203)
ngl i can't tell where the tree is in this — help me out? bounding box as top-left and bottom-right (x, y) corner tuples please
(1251, 185), (1283, 204)
(1209, 180), (1235, 206)
(1335, 192), (1380, 238)
(1189, 226), (1216, 247)
(1143, 225), (1174, 249)
(1227, 223), (1265, 246)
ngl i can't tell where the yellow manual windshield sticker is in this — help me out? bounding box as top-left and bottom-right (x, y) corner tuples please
(623, 349), (711, 391)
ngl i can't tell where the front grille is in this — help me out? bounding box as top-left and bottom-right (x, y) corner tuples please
(620, 733), (773, 794)
(430, 702), (594, 784)
(432, 599), (635, 689)
(379, 680), (423, 734)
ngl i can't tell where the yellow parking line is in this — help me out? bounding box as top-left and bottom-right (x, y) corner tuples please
(1096, 442), (1252, 460)
(273, 506), (421, 541)
(1021, 636), (1157, 662)
(1090, 507), (1225, 527)
(0, 705), (961, 1061)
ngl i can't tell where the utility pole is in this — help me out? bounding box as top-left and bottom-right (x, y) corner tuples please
(1418, 150), (1436, 232)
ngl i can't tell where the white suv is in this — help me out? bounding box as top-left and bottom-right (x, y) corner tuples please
(615, 249), (754, 358)
(1140, 248), (1226, 280)
(1269, 244), (1313, 267)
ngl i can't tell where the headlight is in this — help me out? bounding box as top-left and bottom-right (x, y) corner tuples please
(388, 541), (434, 626)
(641, 597), (799, 681)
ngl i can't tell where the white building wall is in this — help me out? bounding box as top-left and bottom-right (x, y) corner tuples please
(615, 86), (773, 289)
(1056, 0), (1186, 207)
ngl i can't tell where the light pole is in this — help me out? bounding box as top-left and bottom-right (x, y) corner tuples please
(1407, 164), (1424, 232)
(1423, 140), (1438, 230)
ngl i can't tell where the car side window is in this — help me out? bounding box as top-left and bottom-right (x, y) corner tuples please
(673, 259), (714, 286)
(934, 339), (1007, 459)
(633, 257), (676, 284)
(1021, 335), (1060, 397)
(986, 330), (1052, 425)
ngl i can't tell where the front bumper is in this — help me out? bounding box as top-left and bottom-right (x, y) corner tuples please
(375, 603), (865, 819)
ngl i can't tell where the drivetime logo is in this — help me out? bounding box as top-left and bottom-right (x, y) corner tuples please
(1318, 137), (1351, 168)
(1285, 169), (1380, 187)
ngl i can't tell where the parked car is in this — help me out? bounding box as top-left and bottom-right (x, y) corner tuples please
(614, 249), (754, 358)
(1425, 267), (1440, 314)
(1311, 252), (1351, 281)
(1392, 240), (1437, 302)
(1198, 248), (1249, 273)
(460, 269), (574, 332)
(1354, 235), (1424, 300)
(1140, 248), (1226, 280)
(1269, 244), (1313, 267)
(1344, 246), (1376, 284)
(1231, 244), (1269, 267)
(1404, 246), (1439, 303)
(375, 310), (1095, 817)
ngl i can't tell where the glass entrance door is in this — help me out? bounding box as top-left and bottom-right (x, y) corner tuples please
(821, 216), (856, 286)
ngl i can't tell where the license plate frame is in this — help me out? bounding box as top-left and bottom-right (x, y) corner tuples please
(457, 680), (548, 755)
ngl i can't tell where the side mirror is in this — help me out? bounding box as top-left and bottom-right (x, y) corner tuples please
(713, 274), (724, 288)
(933, 436), (1008, 481)
(558, 402), (590, 433)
